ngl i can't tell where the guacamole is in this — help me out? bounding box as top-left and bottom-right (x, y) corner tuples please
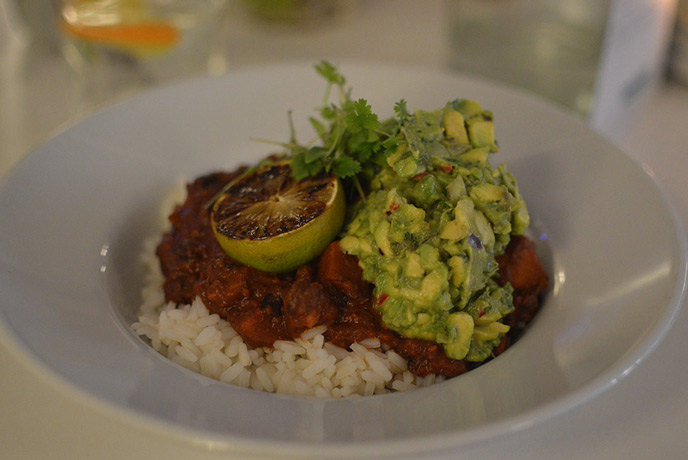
(339, 100), (529, 361)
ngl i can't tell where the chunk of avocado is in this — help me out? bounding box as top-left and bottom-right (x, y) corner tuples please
(446, 176), (467, 202)
(512, 202), (530, 235)
(473, 321), (510, 342)
(410, 174), (442, 208)
(404, 252), (425, 278)
(453, 197), (475, 233)
(374, 220), (393, 257)
(454, 99), (483, 119)
(440, 219), (470, 241)
(443, 110), (469, 144)
(467, 119), (498, 152)
(443, 312), (474, 360)
(448, 255), (467, 287)
(457, 147), (490, 165)
(470, 183), (503, 202)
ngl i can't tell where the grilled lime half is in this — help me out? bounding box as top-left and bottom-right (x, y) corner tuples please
(210, 162), (345, 273)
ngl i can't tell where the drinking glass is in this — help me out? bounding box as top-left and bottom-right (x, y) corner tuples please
(58, 0), (229, 106)
(447, 0), (610, 116)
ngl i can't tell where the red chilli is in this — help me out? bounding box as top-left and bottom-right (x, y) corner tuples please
(439, 165), (453, 173)
(376, 293), (389, 306)
(411, 172), (429, 181)
(389, 202), (399, 212)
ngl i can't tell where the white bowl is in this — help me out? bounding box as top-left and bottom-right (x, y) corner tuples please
(0, 62), (685, 459)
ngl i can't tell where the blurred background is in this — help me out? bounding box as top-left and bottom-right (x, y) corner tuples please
(1, 0), (686, 180)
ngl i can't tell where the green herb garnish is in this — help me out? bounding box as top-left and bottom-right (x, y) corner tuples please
(285, 61), (400, 198)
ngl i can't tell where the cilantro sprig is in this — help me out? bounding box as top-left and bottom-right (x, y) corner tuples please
(286, 61), (399, 198)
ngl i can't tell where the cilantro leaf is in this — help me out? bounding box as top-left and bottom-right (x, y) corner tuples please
(315, 61), (346, 86)
(332, 156), (361, 178)
(347, 131), (379, 162)
(394, 99), (410, 120)
(320, 104), (337, 121)
(290, 151), (310, 181)
(304, 146), (327, 164)
(345, 99), (378, 133)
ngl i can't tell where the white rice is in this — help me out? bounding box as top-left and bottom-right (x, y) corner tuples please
(131, 185), (444, 398)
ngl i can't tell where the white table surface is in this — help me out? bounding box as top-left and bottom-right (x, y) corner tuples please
(2, 1), (688, 458)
